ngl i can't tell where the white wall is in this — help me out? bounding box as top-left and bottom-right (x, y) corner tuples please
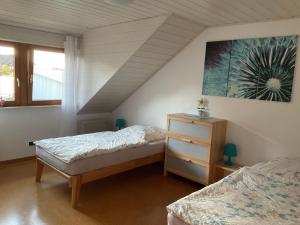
(0, 23), (65, 48)
(78, 15), (205, 114)
(0, 107), (113, 161)
(0, 107), (61, 161)
(0, 25), (114, 161)
(0, 25), (66, 161)
(113, 18), (300, 166)
(78, 16), (167, 110)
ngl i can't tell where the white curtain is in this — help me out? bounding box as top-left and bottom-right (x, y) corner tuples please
(60, 36), (79, 136)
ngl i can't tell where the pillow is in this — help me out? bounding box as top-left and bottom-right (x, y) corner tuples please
(115, 125), (146, 141)
(116, 125), (165, 142)
(143, 126), (165, 142)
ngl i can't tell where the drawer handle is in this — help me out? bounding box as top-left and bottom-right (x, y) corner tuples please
(182, 138), (192, 143)
(186, 120), (195, 124)
(185, 159), (193, 164)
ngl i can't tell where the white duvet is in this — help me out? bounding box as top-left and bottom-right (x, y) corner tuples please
(35, 125), (165, 163)
(167, 158), (300, 225)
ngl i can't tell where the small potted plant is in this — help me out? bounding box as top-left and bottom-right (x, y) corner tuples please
(197, 97), (209, 118)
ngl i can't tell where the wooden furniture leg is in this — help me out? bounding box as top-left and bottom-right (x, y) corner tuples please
(36, 158), (44, 182)
(36, 153), (163, 207)
(213, 166), (224, 183)
(71, 175), (82, 208)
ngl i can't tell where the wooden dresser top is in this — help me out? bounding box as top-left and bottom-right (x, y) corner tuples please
(168, 113), (226, 125)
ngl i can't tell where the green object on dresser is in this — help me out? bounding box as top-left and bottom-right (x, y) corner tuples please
(224, 143), (237, 166)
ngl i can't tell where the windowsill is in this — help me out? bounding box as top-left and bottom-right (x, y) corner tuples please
(0, 105), (61, 109)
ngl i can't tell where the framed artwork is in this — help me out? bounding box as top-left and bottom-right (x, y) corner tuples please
(202, 35), (297, 102)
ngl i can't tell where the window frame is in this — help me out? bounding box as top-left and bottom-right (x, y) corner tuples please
(0, 39), (64, 107)
(0, 40), (21, 106)
(28, 45), (64, 106)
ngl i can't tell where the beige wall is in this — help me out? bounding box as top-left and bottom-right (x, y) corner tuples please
(113, 18), (300, 166)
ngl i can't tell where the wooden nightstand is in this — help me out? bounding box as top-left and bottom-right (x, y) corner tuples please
(213, 160), (242, 182)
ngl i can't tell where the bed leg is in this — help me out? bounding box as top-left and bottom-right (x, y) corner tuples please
(36, 158), (44, 182)
(71, 175), (82, 208)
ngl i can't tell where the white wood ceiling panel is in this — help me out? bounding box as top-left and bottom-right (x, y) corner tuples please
(187, 0), (241, 23)
(129, 56), (167, 65)
(164, 14), (207, 32)
(0, 0), (299, 35)
(279, 0), (300, 16)
(138, 0), (216, 26)
(78, 16), (166, 109)
(151, 31), (193, 44)
(124, 62), (161, 70)
(78, 15), (204, 113)
(140, 43), (180, 55)
(172, 0), (234, 24)
(259, 0), (292, 18)
(118, 67), (153, 75)
(146, 38), (184, 50)
(133, 51), (172, 61)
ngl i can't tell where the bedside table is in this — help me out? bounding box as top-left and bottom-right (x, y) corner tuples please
(213, 160), (242, 182)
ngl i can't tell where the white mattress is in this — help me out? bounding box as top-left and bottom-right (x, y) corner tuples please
(36, 140), (165, 175)
(34, 125), (165, 163)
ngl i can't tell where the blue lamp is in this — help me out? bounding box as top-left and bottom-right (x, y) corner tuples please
(224, 143), (237, 166)
(115, 119), (126, 130)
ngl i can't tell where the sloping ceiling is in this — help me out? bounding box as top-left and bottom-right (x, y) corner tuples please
(2, 1), (300, 114)
(77, 15), (168, 109)
(1, 0), (300, 35)
(78, 15), (204, 113)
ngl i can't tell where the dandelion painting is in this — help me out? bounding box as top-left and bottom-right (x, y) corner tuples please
(202, 35), (297, 102)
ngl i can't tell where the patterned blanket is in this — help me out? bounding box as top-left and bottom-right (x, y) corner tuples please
(35, 125), (165, 163)
(167, 158), (300, 225)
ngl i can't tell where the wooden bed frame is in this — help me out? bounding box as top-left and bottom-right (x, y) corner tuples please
(35, 152), (164, 208)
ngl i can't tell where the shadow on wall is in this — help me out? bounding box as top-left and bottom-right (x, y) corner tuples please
(226, 121), (287, 166)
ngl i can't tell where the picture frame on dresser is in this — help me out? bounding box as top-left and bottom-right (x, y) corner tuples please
(164, 113), (227, 185)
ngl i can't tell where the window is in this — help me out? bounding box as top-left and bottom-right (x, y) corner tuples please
(0, 40), (64, 106)
(29, 48), (64, 105)
(32, 50), (64, 101)
(0, 42), (18, 106)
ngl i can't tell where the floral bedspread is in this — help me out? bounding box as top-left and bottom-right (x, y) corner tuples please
(167, 158), (300, 225)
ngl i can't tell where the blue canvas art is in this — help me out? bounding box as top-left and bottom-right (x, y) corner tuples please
(202, 35), (297, 102)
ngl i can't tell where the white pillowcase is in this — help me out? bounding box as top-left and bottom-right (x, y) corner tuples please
(116, 125), (165, 142)
(143, 126), (165, 142)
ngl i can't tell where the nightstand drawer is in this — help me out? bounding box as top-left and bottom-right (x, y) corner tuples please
(169, 119), (210, 141)
(167, 137), (209, 162)
(167, 156), (208, 185)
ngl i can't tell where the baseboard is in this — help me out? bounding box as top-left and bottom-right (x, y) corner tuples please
(0, 156), (35, 166)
